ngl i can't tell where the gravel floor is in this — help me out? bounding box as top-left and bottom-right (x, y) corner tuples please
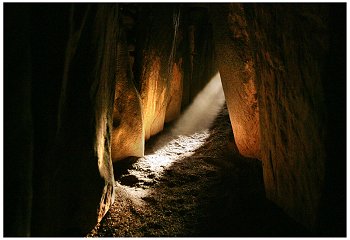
(87, 105), (309, 237)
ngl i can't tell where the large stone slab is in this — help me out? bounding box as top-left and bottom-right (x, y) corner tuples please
(211, 4), (260, 159)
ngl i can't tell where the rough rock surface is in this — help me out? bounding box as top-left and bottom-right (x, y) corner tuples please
(165, 60), (183, 122)
(211, 4), (260, 159)
(29, 5), (118, 236)
(111, 29), (144, 161)
(244, 4), (331, 231)
(136, 5), (178, 140)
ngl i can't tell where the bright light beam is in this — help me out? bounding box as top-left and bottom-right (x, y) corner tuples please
(171, 72), (226, 136)
(133, 72), (225, 176)
(118, 72), (226, 203)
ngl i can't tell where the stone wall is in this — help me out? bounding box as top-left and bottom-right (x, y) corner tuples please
(111, 27), (144, 161)
(211, 4), (260, 159)
(17, 3), (218, 235)
(211, 3), (345, 234)
(243, 3), (345, 234)
(113, 4), (217, 158)
(29, 4), (117, 236)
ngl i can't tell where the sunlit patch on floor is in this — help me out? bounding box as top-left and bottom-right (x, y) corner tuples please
(131, 130), (210, 179)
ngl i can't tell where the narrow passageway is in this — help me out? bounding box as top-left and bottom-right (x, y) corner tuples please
(4, 4), (345, 237)
(88, 74), (309, 237)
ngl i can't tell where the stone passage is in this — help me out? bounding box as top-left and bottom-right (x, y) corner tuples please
(4, 3), (345, 237)
(88, 105), (309, 237)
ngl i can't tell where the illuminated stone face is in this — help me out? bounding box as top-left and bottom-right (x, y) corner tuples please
(221, 60), (260, 159)
(212, 5), (260, 159)
(140, 56), (168, 141)
(111, 84), (144, 161)
(111, 34), (144, 162)
(165, 60), (183, 123)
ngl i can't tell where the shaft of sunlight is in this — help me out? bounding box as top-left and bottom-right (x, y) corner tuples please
(140, 72), (225, 172)
(119, 72), (226, 202)
(171, 72), (226, 136)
